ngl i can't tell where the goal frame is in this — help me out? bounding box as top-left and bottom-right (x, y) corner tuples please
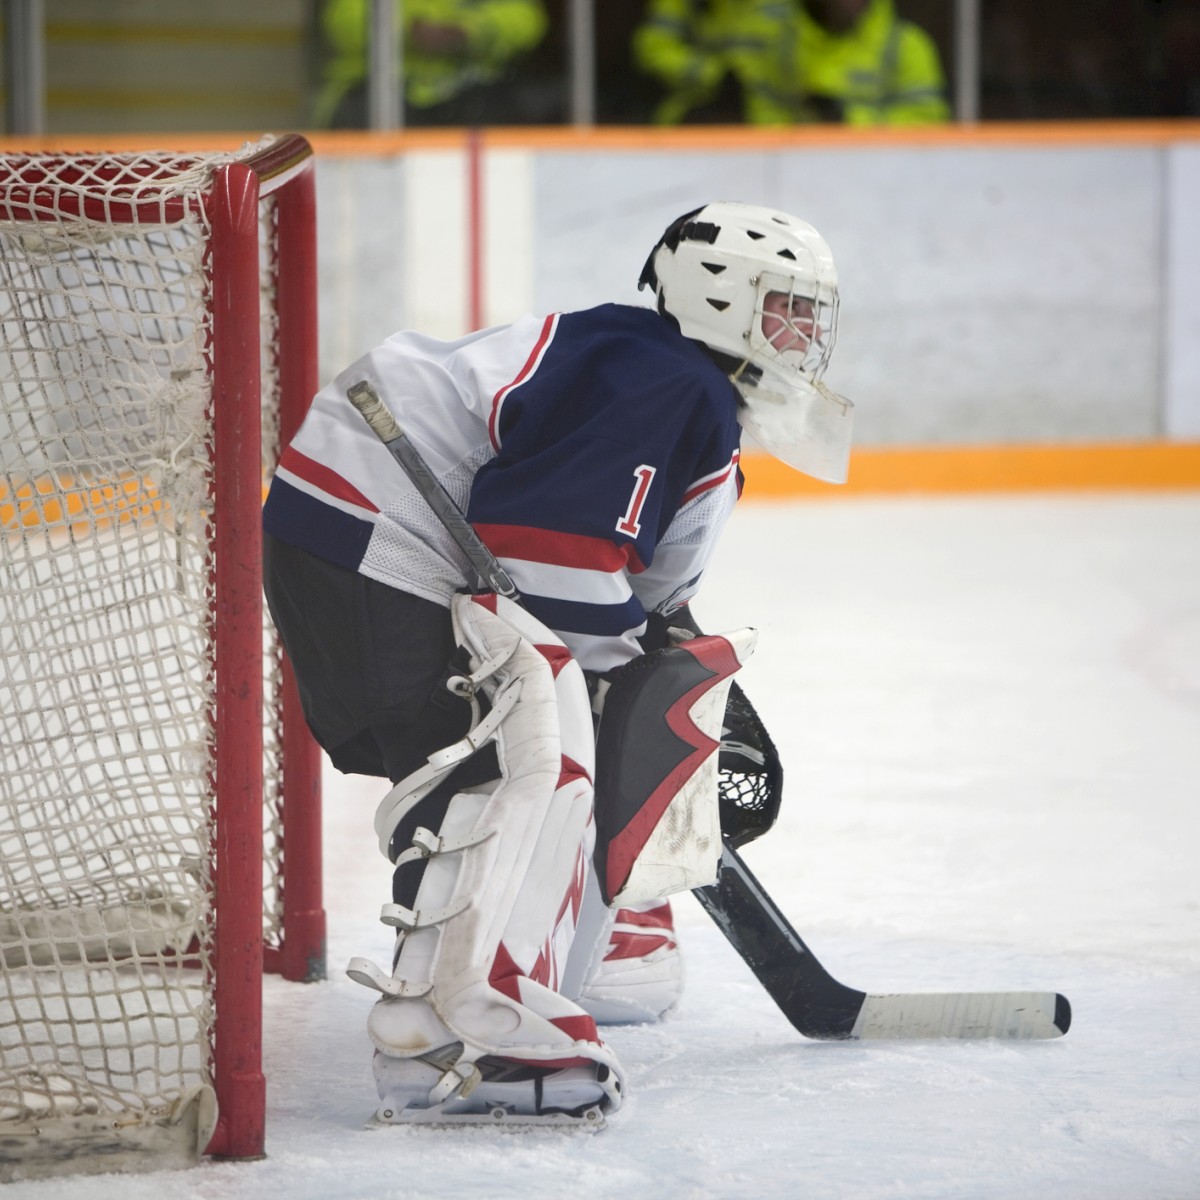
(0, 133), (325, 1165)
(206, 134), (326, 1160)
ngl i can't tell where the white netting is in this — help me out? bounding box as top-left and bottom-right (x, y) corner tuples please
(0, 146), (283, 1146)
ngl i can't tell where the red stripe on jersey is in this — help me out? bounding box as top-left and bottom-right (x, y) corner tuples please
(682, 449), (740, 506)
(474, 523), (647, 574)
(280, 446), (380, 512)
(488, 313), (558, 450)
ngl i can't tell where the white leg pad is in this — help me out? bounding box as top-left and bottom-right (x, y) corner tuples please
(352, 594), (625, 1116)
(564, 868), (684, 1025)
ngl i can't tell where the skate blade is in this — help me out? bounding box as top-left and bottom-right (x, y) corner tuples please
(369, 1102), (606, 1130)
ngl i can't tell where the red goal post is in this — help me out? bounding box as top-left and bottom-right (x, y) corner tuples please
(0, 135), (324, 1177)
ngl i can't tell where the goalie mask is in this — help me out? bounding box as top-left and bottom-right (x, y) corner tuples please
(638, 201), (854, 484)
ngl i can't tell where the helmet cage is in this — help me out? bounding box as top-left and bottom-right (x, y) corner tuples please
(745, 269), (839, 383)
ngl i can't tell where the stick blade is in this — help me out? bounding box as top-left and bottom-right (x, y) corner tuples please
(696, 844), (1072, 1041)
(850, 990), (1071, 1040)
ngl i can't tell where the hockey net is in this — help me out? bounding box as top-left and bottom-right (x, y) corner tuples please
(0, 135), (324, 1180)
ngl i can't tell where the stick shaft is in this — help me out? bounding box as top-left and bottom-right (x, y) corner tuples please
(346, 381), (518, 599)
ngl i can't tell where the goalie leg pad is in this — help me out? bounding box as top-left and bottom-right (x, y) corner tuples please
(563, 867), (684, 1025)
(347, 593), (624, 1121)
(592, 629), (756, 906)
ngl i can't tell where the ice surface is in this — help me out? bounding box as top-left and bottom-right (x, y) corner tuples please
(9, 492), (1199, 1199)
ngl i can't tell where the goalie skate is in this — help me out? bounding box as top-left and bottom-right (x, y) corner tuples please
(371, 1046), (609, 1128)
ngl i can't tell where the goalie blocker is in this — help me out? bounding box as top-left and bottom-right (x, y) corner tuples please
(591, 628), (757, 907)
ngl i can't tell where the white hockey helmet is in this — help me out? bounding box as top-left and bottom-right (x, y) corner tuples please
(638, 201), (853, 483)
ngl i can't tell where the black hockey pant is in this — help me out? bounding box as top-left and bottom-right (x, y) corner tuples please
(263, 534), (473, 784)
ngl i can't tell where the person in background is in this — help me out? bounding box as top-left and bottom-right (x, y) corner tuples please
(793, 0), (949, 124)
(317, 0), (548, 127)
(634, 0), (949, 126)
(631, 0), (798, 125)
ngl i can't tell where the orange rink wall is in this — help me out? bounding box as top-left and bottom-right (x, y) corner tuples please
(2, 120), (1199, 504)
(3, 443), (1196, 535)
(739, 443), (1200, 499)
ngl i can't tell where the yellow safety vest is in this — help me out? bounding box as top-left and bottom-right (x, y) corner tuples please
(318, 0), (547, 123)
(791, 0), (949, 125)
(634, 0), (948, 126)
(634, 0), (799, 126)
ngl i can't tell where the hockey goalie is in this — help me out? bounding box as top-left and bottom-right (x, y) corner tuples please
(262, 202), (852, 1124)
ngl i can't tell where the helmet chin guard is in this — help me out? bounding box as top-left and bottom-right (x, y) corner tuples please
(639, 201), (853, 483)
(736, 371), (853, 484)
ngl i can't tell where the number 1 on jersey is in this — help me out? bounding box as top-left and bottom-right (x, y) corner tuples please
(616, 464), (657, 537)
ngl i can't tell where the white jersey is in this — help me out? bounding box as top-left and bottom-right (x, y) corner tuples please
(263, 303), (744, 672)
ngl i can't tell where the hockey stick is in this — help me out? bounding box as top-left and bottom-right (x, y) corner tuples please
(346, 380), (1071, 1041)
